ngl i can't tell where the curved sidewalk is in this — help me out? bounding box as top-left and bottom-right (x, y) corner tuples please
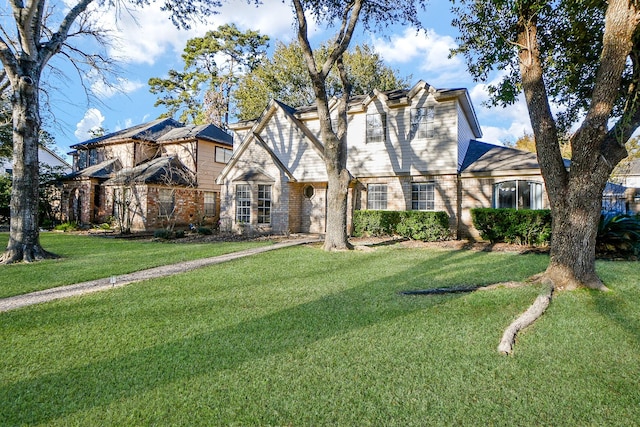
(0, 237), (322, 313)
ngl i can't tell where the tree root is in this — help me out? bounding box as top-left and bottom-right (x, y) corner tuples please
(401, 274), (554, 355)
(0, 245), (59, 264)
(497, 283), (553, 355)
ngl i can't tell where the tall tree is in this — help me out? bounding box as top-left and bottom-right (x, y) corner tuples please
(292, 0), (426, 251)
(149, 23), (269, 127)
(0, 0), (224, 264)
(452, 0), (640, 290)
(235, 41), (410, 120)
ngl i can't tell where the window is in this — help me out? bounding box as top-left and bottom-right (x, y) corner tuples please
(158, 189), (175, 217)
(204, 191), (216, 216)
(303, 185), (315, 199)
(235, 184), (251, 223)
(89, 149), (98, 166)
(410, 106), (435, 139)
(412, 183), (435, 210)
(366, 113), (386, 143)
(493, 180), (543, 210)
(215, 146), (233, 164)
(258, 184), (272, 224)
(77, 151), (88, 170)
(367, 184), (388, 210)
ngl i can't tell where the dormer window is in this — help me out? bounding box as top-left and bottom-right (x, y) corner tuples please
(410, 106), (435, 139)
(366, 113), (386, 143)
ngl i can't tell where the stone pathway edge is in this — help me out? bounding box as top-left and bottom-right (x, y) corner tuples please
(0, 237), (322, 313)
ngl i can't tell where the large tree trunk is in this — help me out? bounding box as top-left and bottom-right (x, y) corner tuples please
(0, 65), (56, 263)
(516, 1), (637, 290)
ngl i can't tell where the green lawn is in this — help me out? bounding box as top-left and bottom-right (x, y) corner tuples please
(0, 232), (271, 298)
(1, 239), (639, 425)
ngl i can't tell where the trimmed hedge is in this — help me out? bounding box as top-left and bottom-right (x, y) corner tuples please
(471, 208), (552, 246)
(352, 210), (450, 241)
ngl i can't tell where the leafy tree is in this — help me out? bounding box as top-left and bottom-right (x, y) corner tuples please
(292, 0), (426, 251)
(235, 41), (410, 120)
(452, 0), (640, 290)
(505, 132), (571, 159)
(149, 23), (269, 127)
(0, 0), (224, 264)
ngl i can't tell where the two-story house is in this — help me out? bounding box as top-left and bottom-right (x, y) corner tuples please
(217, 80), (551, 238)
(62, 118), (233, 231)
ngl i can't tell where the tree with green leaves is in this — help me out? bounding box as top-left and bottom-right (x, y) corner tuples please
(0, 0), (225, 264)
(234, 41), (410, 120)
(452, 0), (640, 291)
(292, 0), (426, 251)
(149, 23), (269, 127)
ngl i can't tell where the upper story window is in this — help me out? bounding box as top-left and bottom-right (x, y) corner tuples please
(89, 148), (98, 166)
(367, 184), (388, 210)
(77, 150), (88, 170)
(493, 180), (543, 210)
(366, 113), (386, 143)
(411, 182), (435, 211)
(410, 106), (435, 139)
(215, 146), (233, 164)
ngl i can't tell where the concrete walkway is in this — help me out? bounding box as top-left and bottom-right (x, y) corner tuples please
(0, 237), (322, 313)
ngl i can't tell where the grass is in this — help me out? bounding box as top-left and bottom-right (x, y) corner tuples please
(0, 232), (271, 298)
(1, 238), (639, 425)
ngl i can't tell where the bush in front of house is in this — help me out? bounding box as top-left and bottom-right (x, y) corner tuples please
(395, 211), (450, 241)
(153, 229), (173, 239)
(54, 222), (79, 232)
(352, 210), (401, 237)
(197, 226), (213, 235)
(471, 208), (552, 246)
(352, 210), (450, 241)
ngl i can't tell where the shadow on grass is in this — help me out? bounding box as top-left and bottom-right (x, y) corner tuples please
(591, 288), (640, 345)
(1, 248), (538, 425)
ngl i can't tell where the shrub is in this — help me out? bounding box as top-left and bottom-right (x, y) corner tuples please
(352, 210), (400, 237)
(54, 222), (79, 232)
(153, 229), (173, 239)
(471, 208), (552, 246)
(597, 213), (640, 256)
(396, 211), (450, 241)
(174, 230), (186, 238)
(197, 226), (213, 235)
(352, 210), (449, 241)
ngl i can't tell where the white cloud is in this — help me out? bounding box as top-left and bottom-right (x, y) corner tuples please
(92, 0), (295, 66)
(370, 28), (466, 84)
(91, 77), (144, 99)
(75, 108), (106, 141)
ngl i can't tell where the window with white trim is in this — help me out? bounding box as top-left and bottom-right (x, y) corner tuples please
(412, 182), (435, 210)
(204, 191), (216, 216)
(215, 146), (233, 164)
(366, 113), (386, 143)
(257, 185), (272, 224)
(410, 106), (435, 139)
(158, 189), (175, 217)
(493, 180), (543, 209)
(235, 184), (251, 223)
(367, 184), (388, 210)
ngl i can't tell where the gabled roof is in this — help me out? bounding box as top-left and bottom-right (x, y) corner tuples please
(156, 124), (233, 146)
(69, 119), (233, 150)
(70, 118), (183, 149)
(460, 140), (541, 173)
(64, 158), (121, 180)
(104, 156), (194, 186)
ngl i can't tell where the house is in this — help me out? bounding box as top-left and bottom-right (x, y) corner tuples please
(217, 80), (552, 238)
(1, 144), (71, 175)
(62, 118), (233, 231)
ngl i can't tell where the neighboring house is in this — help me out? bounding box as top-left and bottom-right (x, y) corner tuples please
(1, 144), (71, 175)
(618, 159), (640, 213)
(217, 80), (554, 238)
(62, 118), (233, 231)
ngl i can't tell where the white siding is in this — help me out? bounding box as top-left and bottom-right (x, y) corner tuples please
(457, 101), (475, 171)
(347, 92), (458, 176)
(260, 109), (327, 181)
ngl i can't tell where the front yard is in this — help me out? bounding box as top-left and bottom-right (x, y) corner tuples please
(1, 235), (639, 425)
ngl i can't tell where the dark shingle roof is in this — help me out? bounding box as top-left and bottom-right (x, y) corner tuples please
(70, 118), (183, 149)
(461, 140), (541, 173)
(104, 157), (194, 186)
(64, 158), (121, 179)
(156, 124), (233, 145)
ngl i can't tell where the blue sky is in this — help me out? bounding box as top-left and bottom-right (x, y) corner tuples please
(39, 0), (533, 159)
